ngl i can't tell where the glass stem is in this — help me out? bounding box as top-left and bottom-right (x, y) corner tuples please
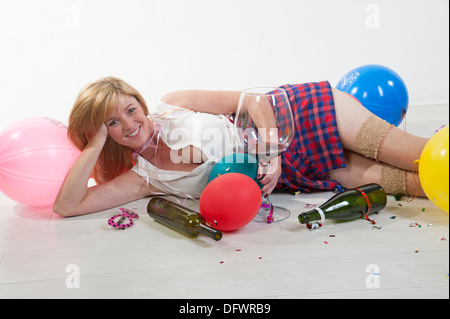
(261, 195), (271, 208)
(260, 195), (273, 223)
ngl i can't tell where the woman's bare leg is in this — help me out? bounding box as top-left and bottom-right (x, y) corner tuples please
(331, 88), (428, 171)
(329, 88), (429, 196)
(328, 150), (426, 197)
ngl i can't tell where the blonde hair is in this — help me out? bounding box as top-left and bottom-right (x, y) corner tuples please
(68, 76), (149, 184)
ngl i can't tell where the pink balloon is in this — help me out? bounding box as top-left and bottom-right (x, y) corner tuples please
(0, 118), (80, 206)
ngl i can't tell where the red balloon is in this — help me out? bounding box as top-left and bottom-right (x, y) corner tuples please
(199, 173), (262, 231)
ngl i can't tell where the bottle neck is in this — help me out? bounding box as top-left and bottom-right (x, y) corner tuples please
(298, 209), (322, 224)
(197, 224), (223, 241)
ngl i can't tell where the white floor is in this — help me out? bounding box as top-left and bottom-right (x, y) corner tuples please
(0, 104), (448, 299)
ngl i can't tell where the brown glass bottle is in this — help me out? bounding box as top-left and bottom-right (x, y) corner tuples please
(147, 197), (222, 241)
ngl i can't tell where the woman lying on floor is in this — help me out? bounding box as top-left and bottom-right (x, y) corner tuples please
(53, 76), (428, 216)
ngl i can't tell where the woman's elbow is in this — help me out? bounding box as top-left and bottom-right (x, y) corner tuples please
(52, 201), (84, 217)
(52, 202), (72, 217)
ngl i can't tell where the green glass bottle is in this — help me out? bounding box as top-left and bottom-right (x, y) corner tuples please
(298, 183), (387, 226)
(147, 197), (222, 241)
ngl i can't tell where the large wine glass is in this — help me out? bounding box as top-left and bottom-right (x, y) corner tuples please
(234, 87), (295, 223)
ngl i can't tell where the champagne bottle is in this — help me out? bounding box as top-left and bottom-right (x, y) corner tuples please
(147, 197), (222, 241)
(298, 183), (387, 226)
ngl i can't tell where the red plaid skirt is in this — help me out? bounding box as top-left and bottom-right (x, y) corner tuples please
(276, 81), (346, 193)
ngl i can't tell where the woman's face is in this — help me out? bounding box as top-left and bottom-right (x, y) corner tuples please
(105, 94), (152, 150)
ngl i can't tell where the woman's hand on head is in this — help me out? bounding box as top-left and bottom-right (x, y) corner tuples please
(85, 123), (109, 149)
(97, 123), (109, 139)
(90, 123), (108, 141)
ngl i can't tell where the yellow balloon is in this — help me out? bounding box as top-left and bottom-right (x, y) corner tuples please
(418, 125), (449, 212)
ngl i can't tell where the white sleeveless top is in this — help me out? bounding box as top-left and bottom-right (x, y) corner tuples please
(131, 100), (237, 198)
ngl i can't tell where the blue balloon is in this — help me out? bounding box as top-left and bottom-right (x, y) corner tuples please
(207, 153), (259, 184)
(336, 65), (409, 126)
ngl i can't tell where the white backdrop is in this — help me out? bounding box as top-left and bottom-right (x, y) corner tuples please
(0, 0), (448, 130)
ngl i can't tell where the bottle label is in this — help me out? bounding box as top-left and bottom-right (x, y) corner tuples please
(315, 207), (325, 225)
